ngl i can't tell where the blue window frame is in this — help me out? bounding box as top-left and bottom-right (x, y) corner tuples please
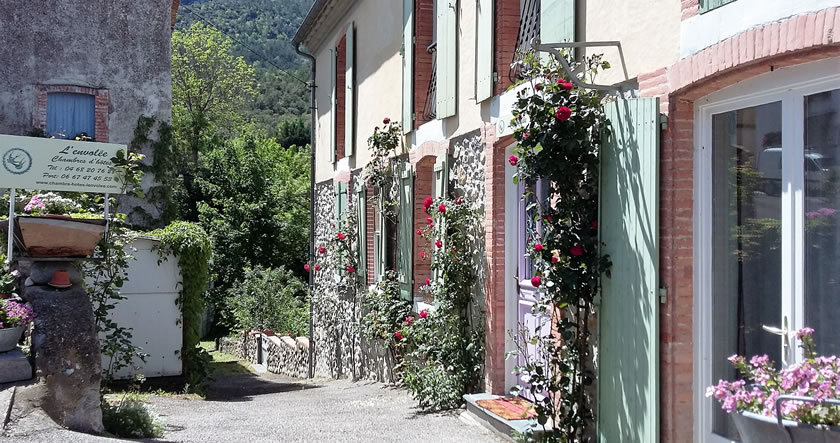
(47, 93), (95, 139)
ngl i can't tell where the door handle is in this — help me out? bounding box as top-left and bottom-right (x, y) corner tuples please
(762, 316), (791, 365)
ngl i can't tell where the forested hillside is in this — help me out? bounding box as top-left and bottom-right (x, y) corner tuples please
(176, 0), (314, 142)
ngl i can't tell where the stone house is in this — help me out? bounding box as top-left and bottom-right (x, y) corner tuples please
(0, 0), (180, 224)
(294, 0), (840, 441)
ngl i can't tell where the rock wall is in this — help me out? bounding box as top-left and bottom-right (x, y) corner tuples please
(218, 332), (309, 379)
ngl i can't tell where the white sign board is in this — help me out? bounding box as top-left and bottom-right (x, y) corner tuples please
(0, 134), (125, 194)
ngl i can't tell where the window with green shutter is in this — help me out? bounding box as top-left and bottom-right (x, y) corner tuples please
(540, 0), (575, 58)
(330, 48), (337, 163)
(345, 23), (356, 156)
(398, 166), (414, 301)
(355, 181), (366, 282)
(700, 0), (737, 13)
(335, 181), (347, 223)
(402, 0), (415, 134)
(475, 0), (493, 103)
(435, 0), (456, 119)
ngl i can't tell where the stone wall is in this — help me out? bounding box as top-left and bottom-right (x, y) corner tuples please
(218, 332), (309, 379)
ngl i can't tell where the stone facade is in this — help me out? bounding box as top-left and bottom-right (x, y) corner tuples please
(219, 332), (309, 379)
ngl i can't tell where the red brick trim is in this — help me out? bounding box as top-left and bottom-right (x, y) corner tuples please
(409, 139), (449, 165)
(334, 170), (352, 184)
(495, 0), (520, 96)
(34, 85), (109, 142)
(414, 0), (435, 129)
(366, 186), (377, 285)
(681, 0), (699, 20)
(413, 157), (434, 296)
(335, 32), (348, 160)
(637, 8), (840, 443)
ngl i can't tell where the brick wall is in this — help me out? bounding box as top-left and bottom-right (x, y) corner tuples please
(34, 85), (109, 142)
(637, 8), (840, 442)
(414, 0), (435, 128)
(681, 0), (699, 20)
(336, 33), (347, 160)
(413, 157), (435, 295)
(495, 0), (521, 95)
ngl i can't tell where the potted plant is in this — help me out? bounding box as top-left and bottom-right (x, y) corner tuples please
(708, 328), (840, 442)
(14, 193), (106, 257)
(0, 299), (34, 352)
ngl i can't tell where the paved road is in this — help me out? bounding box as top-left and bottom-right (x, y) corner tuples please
(2, 373), (503, 443)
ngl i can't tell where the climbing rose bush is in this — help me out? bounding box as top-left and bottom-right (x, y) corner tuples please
(708, 328), (840, 425)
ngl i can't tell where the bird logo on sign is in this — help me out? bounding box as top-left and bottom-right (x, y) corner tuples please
(3, 148), (32, 175)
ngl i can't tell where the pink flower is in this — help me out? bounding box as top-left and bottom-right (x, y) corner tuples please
(419, 310), (428, 319)
(420, 251), (426, 259)
(318, 246), (327, 254)
(552, 256), (559, 263)
(797, 327), (815, 338)
(304, 264), (311, 272)
(522, 132), (530, 140)
(570, 245), (584, 256)
(530, 276), (542, 287)
(534, 243), (544, 252)
(346, 266), (356, 273)
(435, 240), (442, 248)
(424, 196), (434, 211)
(438, 204), (446, 213)
(314, 264), (321, 271)
(394, 331), (402, 340)
(336, 232), (346, 240)
(405, 316), (414, 325)
(555, 106), (572, 121)
(508, 155), (518, 166)
(383, 117), (391, 124)
(455, 196), (464, 205)
(562, 82), (573, 91)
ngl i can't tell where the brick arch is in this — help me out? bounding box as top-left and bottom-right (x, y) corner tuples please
(34, 84), (110, 142)
(639, 7), (840, 443)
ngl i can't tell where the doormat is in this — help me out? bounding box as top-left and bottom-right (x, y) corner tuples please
(476, 397), (537, 420)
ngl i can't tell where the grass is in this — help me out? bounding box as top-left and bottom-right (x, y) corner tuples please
(201, 340), (256, 376)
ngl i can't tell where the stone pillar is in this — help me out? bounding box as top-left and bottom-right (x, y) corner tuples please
(21, 261), (103, 434)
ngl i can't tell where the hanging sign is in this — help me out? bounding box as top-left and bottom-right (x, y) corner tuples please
(0, 134), (126, 194)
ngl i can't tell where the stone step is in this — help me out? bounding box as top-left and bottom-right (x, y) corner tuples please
(462, 393), (545, 441)
(0, 349), (32, 385)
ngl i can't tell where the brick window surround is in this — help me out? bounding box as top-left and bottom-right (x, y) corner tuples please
(636, 7), (840, 443)
(412, 156), (435, 295)
(495, 0), (521, 95)
(414, 0), (435, 129)
(34, 85), (109, 142)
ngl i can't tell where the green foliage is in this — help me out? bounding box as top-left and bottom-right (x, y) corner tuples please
(364, 119), (402, 194)
(102, 393), (164, 439)
(398, 196), (484, 410)
(130, 116), (178, 227)
(191, 136), (310, 324)
(361, 270), (412, 349)
(151, 221), (213, 391)
(227, 266), (309, 336)
(508, 53), (610, 442)
(0, 256), (15, 294)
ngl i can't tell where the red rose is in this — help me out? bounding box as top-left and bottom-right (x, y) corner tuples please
(435, 240), (442, 248)
(337, 232), (346, 240)
(531, 276), (542, 287)
(318, 246), (326, 254)
(545, 215), (553, 223)
(426, 217), (433, 224)
(552, 256), (559, 263)
(523, 132), (530, 140)
(419, 310), (428, 319)
(591, 220), (598, 228)
(563, 82), (573, 91)
(383, 117), (391, 124)
(424, 196), (434, 211)
(405, 316), (414, 325)
(420, 251), (426, 259)
(534, 243), (544, 252)
(556, 106), (572, 121)
(314, 264), (321, 271)
(556, 78), (564, 84)
(455, 196), (464, 205)
(438, 204), (446, 213)
(535, 83), (543, 91)
(425, 278), (431, 285)
(508, 155), (518, 166)
(416, 229), (422, 236)
(304, 264), (311, 272)
(570, 245), (584, 256)
(394, 331), (403, 340)
(346, 265), (356, 273)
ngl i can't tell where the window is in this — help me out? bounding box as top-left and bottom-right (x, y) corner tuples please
(700, 0), (737, 14)
(331, 23), (355, 162)
(698, 60), (840, 442)
(47, 93), (95, 140)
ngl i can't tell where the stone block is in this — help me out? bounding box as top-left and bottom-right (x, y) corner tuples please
(0, 349), (32, 384)
(27, 262), (82, 285)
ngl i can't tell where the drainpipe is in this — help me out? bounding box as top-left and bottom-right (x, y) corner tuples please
(296, 42), (317, 380)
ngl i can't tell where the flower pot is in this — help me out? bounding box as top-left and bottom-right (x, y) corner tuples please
(0, 326), (24, 353)
(733, 410), (840, 443)
(14, 216), (106, 257)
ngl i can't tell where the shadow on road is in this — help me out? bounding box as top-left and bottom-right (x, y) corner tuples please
(204, 374), (321, 402)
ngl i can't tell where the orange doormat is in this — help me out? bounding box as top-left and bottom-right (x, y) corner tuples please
(476, 397), (537, 420)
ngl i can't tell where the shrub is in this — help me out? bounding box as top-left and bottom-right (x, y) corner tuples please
(227, 266), (309, 336)
(361, 270), (412, 349)
(102, 394), (164, 439)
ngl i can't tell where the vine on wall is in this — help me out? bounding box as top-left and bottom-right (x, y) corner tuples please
(507, 52), (611, 441)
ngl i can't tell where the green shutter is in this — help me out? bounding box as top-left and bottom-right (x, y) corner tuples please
(376, 188), (387, 280)
(475, 0), (493, 103)
(345, 23), (355, 157)
(398, 166), (414, 301)
(402, 0), (414, 134)
(356, 181), (366, 281)
(436, 0), (456, 119)
(336, 181), (347, 223)
(541, 0), (575, 45)
(700, 0), (737, 13)
(330, 48), (338, 163)
(598, 97), (660, 443)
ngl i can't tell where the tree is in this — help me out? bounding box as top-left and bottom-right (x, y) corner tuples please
(171, 22), (257, 167)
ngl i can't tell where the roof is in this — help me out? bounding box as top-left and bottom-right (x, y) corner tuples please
(292, 0), (356, 52)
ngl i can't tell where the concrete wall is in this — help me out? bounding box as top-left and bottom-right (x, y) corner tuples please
(312, 0), (403, 183)
(0, 0), (173, 143)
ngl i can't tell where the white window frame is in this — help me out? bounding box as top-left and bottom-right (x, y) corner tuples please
(694, 57), (840, 443)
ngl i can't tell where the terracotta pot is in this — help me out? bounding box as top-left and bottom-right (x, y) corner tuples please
(15, 216), (106, 257)
(0, 326), (24, 353)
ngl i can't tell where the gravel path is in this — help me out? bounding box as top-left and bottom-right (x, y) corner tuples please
(2, 373), (503, 443)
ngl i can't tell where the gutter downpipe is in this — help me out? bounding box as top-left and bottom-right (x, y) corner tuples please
(296, 41), (317, 380)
